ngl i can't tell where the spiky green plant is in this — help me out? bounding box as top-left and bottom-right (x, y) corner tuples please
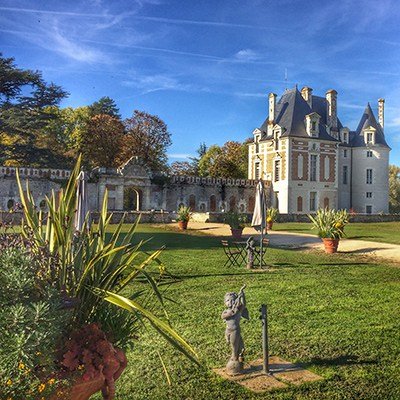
(176, 206), (192, 222)
(16, 156), (198, 366)
(308, 208), (348, 239)
(266, 207), (279, 223)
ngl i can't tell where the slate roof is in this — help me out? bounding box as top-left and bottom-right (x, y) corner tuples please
(350, 103), (390, 148)
(259, 87), (340, 142)
(258, 87), (389, 149)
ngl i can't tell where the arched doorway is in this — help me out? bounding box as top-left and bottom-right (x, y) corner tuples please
(124, 187), (142, 211)
(324, 197), (330, 209)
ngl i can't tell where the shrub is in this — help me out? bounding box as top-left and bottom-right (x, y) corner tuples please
(224, 211), (247, 229)
(308, 208), (349, 239)
(0, 248), (67, 400)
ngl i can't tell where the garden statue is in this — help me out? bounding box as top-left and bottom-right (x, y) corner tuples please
(245, 236), (256, 269)
(222, 285), (249, 375)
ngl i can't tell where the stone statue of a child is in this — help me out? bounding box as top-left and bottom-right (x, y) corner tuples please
(222, 285), (249, 375)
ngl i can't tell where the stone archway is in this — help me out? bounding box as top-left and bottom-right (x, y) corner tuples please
(124, 187), (142, 211)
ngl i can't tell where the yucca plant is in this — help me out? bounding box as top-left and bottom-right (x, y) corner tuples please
(176, 206), (192, 222)
(16, 156), (198, 366)
(308, 208), (347, 239)
(266, 207), (279, 223)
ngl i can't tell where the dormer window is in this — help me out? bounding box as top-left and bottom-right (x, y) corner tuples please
(340, 128), (350, 144)
(364, 128), (376, 145)
(305, 113), (320, 137)
(255, 135), (260, 153)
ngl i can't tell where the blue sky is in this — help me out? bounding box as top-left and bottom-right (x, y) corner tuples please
(1, 0), (399, 165)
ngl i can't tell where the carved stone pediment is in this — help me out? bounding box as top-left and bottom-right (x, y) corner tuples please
(117, 157), (151, 179)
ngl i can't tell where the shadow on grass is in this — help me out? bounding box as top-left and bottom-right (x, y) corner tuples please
(341, 247), (389, 254)
(301, 355), (377, 368)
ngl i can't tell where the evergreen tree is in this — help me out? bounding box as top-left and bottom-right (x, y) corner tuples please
(89, 96), (120, 119)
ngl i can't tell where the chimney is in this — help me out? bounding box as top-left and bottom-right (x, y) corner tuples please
(269, 93), (277, 123)
(378, 98), (385, 129)
(301, 86), (313, 107)
(326, 89), (338, 129)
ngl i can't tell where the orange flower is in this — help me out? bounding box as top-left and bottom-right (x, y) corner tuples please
(18, 362), (25, 370)
(38, 383), (46, 393)
(48, 378), (55, 385)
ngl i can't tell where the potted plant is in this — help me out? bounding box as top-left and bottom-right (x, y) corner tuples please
(176, 206), (192, 230)
(309, 208), (348, 254)
(4, 157), (198, 400)
(266, 207), (279, 230)
(224, 211), (247, 239)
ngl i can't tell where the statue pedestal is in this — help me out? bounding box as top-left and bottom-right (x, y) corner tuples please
(214, 356), (323, 393)
(226, 359), (244, 376)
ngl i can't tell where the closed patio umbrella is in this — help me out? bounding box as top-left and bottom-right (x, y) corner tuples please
(251, 180), (267, 268)
(74, 171), (89, 233)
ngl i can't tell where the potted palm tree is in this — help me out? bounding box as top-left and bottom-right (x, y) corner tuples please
(309, 208), (348, 254)
(224, 211), (247, 240)
(266, 207), (279, 230)
(176, 206), (192, 230)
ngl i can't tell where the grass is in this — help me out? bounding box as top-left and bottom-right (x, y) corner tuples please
(272, 221), (400, 245)
(95, 225), (400, 400)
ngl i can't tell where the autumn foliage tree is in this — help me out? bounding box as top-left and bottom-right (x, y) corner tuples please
(198, 141), (248, 178)
(81, 114), (125, 168)
(123, 110), (172, 173)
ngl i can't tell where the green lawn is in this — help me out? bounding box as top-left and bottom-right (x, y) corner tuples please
(95, 225), (400, 400)
(273, 221), (400, 245)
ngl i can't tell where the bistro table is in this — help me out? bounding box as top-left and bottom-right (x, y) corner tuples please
(232, 237), (269, 268)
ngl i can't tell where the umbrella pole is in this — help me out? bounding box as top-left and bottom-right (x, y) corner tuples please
(260, 229), (263, 268)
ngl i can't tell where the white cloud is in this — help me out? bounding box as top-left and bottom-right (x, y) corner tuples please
(234, 49), (259, 61)
(168, 153), (193, 159)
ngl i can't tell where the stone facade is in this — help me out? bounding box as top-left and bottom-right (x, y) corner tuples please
(0, 158), (269, 215)
(248, 87), (391, 214)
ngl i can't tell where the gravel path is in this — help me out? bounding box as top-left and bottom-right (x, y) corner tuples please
(183, 222), (400, 264)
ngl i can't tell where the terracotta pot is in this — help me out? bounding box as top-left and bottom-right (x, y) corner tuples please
(178, 220), (188, 230)
(51, 349), (127, 400)
(322, 238), (340, 254)
(231, 228), (244, 240)
(267, 221), (274, 230)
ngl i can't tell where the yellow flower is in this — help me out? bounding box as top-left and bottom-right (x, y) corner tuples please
(38, 383), (46, 393)
(18, 362), (25, 370)
(6, 379), (12, 386)
(36, 352), (42, 356)
(48, 378), (55, 385)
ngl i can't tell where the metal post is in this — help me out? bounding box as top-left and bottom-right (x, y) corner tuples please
(260, 304), (269, 374)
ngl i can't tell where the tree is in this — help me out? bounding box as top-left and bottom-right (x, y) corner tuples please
(81, 114), (125, 168)
(189, 142), (207, 175)
(89, 96), (120, 119)
(198, 141), (248, 178)
(123, 110), (172, 173)
(0, 54), (68, 166)
(170, 161), (196, 176)
(389, 164), (400, 213)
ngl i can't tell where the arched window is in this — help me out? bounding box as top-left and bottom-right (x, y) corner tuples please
(209, 195), (217, 212)
(229, 196), (236, 212)
(324, 197), (330, 209)
(297, 196), (303, 212)
(189, 194), (196, 210)
(248, 196), (255, 212)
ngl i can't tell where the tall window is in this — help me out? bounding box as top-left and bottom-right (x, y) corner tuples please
(309, 192), (317, 212)
(366, 169), (373, 184)
(297, 196), (303, 212)
(274, 159), (281, 182)
(311, 121), (316, 131)
(343, 132), (349, 143)
(343, 149), (347, 158)
(310, 155), (317, 181)
(366, 192), (372, 198)
(366, 132), (373, 143)
(255, 137), (259, 153)
(274, 131), (279, 150)
(255, 162), (260, 180)
(367, 150), (373, 158)
(366, 205), (372, 214)
(343, 165), (348, 185)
